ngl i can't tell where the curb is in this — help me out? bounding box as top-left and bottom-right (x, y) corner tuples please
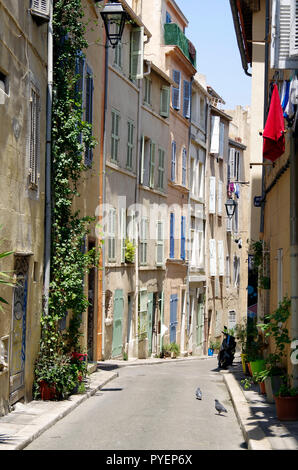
(1, 370), (118, 451)
(221, 370), (272, 450)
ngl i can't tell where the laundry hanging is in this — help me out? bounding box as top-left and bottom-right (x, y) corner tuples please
(263, 83), (285, 162)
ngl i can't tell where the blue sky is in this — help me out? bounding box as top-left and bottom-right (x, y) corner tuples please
(176, 0), (251, 110)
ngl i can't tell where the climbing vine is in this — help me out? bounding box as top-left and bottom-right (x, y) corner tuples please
(38, 0), (98, 358)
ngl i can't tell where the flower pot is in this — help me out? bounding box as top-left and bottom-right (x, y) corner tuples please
(264, 375), (283, 404)
(240, 353), (247, 373)
(39, 380), (57, 400)
(247, 362), (252, 376)
(249, 359), (266, 375)
(259, 381), (266, 394)
(274, 395), (298, 421)
(208, 348), (214, 356)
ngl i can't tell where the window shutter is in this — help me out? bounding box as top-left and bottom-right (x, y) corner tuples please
(29, 86), (40, 187)
(198, 230), (204, 268)
(182, 147), (187, 186)
(130, 27), (144, 80)
(140, 135), (145, 184)
(226, 216), (232, 232)
(158, 148), (165, 189)
(120, 208), (126, 263)
(218, 180), (223, 215)
(172, 70), (181, 110)
(149, 141), (156, 188)
(171, 141), (176, 182)
(219, 121), (225, 158)
(108, 208), (116, 260)
(183, 80), (191, 118)
(271, 0), (298, 68)
(210, 116), (220, 154)
(209, 176), (216, 214)
(170, 213), (175, 258)
(160, 86), (170, 117)
(31, 0), (50, 20)
(218, 240), (225, 276)
(209, 238), (216, 276)
(181, 216), (186, 260)
(156, 221), (164, 266)
(228, 148), (235, 181)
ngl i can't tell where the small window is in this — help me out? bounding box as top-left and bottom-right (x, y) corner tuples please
(144, 77), (151, 105)
(157, 148), (165, 190)
(126, 120), (134, 169)
(166, 11), (172, 23)
(140, 217), (148, 265)
(172, 70), (181, 110)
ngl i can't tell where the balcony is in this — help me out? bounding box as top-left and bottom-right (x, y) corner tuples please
(164, 23), (196, 68)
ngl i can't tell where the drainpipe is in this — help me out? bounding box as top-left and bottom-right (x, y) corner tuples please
(184, 76), (194, 355)
(290, 109), (298, 387)
(44, 0), (53, 318)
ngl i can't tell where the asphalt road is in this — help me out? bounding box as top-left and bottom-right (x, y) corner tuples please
(25, 357), (246, 450)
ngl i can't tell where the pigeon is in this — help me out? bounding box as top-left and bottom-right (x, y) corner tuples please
(195, 387), (202, 400)
(215, 399), (227, 415)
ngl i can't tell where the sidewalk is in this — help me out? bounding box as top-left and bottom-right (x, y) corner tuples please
(1, 354), (298, 450)
(222, 359), (298, 450)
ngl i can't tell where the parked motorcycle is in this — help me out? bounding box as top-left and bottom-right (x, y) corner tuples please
(217, 328), (236, 369)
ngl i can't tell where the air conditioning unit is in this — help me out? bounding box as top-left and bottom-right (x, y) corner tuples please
(31, 0), (50, 23)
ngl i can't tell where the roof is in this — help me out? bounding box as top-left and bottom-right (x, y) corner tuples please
(148, 61), (176, 86)
(120, 0), (152, 39)
(229, 0), (257, 76)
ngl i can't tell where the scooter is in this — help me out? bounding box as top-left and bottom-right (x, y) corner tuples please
(217, 328), (236, 369)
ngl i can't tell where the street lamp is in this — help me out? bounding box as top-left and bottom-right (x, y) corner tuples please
(225, 198), (237, 218)
(100, 2), (126, 48)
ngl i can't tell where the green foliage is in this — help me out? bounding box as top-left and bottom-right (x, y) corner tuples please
(209, 339), (221, 351)
(34, 0), (100, 396)
(0, 248), (14, 311)
(124, 239), (135, 263)
(276, 375), (298, 397)
(257, 296), (291, 365)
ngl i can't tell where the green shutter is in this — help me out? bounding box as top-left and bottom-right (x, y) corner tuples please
(130, 27), (144, 80)
(112, 289), (124, 357)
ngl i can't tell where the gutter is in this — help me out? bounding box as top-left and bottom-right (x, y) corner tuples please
(229, 0), (252, 77)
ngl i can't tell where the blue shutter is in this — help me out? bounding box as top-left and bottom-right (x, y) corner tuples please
(170, 294), (178, 343)
(170, 212), (175, 258)
(171, 141), (176, 181)
(181, 215), (186, 260)
(183, 80), (191, 118)
(172, 70), (180, 110)
(182, 147), (187, 185)
(166, 11), (172, 23)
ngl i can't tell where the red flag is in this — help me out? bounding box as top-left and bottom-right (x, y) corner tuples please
(263, 84), (285, 162)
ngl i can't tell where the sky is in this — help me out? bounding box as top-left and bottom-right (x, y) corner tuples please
(176, 0), (251, 110)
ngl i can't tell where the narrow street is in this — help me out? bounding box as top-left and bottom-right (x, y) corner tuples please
(25, 358), (246, 451)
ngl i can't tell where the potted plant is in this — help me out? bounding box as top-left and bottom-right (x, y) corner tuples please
(161, 343), (171, 358)
(257, 297), (292, 404)
(235, 319), (248, 373)
(169, 342), (180, 359)
(124, 239), (135, 264)
(274, 375), (298, 421)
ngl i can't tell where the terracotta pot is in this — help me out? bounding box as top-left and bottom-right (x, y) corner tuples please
(247, 362), (252, 376)
(274, 395), (298, 421)
(259, 381), (266, 394)
(39, 380), (57, 400)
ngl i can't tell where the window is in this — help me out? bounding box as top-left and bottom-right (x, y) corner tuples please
(166, 11), (172, 23)
(171, 141), (176, 182)
(84, 65), (94, 166)
(271, 0), (298, 69)
(144, 77), (151, 105)
(126, 120), (134, 169)
(183, 80), (191, 118)
(233, 256), (240, 287)
(130, 27), (144, 80)
(29, 85), (40, 188)
(114, 42), (122, 68)
(217, 180), (223, 215)
(108, 208), (116, 261)
(139, 289), (148, 335)
(228, 148), (241, 181)
(140, 217), (148, 265)
(190, 217), (204, 269)
(0, 70), (9, 97)
(149, 141), (156, 188)
(172, 70), (181, 110)
(209, 239), (216, 276)
(156, 221), (164, 266)
(157, 148), (165, 190)
(218, 121), (225, 159)
(209, 176), (216, 214)
(111, 110), (120, 162)
(170, 212), (175, 258)
(199, 97), (205, 129)
(160, 86), (170, 117)
(228, 310), (236, 332)
(217, 240), (224, 276)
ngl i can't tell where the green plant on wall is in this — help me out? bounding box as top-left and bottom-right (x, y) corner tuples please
(124, 239), (135, 263)
(249, 240), (270, 289)
(34, 0), (100, 397)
